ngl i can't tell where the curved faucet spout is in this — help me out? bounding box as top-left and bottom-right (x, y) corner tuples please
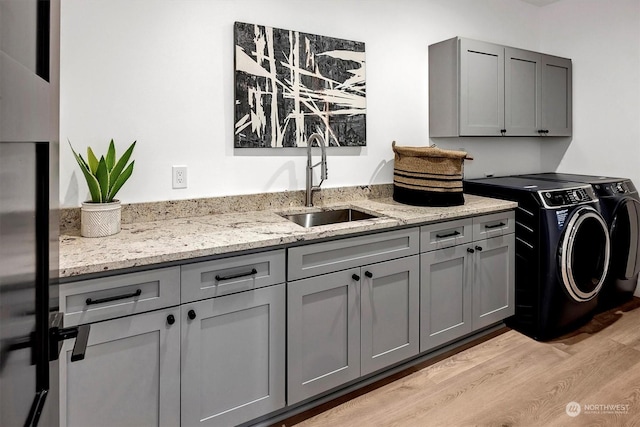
(306, 133), (328, 207)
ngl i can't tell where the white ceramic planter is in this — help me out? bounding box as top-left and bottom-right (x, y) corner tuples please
(81, 200), (122, 238)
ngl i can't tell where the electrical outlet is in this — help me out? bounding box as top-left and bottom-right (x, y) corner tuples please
(172, 166), (187, 189)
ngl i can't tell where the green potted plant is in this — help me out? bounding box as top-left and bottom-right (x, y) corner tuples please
(69, 139), (136, 237)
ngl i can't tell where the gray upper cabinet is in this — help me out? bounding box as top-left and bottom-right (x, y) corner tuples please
(429, 37), (572, 137)
(541, 54), (572, 136)
(459, 39), (505, 136)
(505, 47), (541, 136)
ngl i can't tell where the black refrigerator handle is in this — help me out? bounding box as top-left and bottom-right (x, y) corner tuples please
(49, 312), (91, 362)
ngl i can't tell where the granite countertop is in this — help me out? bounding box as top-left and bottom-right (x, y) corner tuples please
(59, 194), (516, 279)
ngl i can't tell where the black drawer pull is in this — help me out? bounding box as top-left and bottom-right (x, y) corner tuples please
(467, 247), (475, 254)
(188, 310), (197, 320)
(436, 230), (460, 239)
(475, 245), (483, 251)
(484, 222), (506, 230)
(364, 271), (373, 279)
(167, 314), (176, 325)
(352, 274), (360, 281)
(86, 289), (142, 306)
(215, 268), (257, 281)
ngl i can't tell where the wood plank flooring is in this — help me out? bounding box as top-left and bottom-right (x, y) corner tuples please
(277, 298), (640, 427)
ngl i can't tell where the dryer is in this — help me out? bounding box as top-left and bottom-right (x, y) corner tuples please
(464, 176), (610, 340)
(522, 173), (640, 309)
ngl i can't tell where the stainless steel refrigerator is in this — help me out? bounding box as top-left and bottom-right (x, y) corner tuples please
(1, 1), (87, 426)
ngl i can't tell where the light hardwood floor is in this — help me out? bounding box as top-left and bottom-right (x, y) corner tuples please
(278, 298), (640, 427)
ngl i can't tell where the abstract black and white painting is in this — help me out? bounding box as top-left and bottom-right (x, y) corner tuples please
(234, 22), (366, 148)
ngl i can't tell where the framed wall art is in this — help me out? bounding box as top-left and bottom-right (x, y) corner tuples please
(234, 22), (366, 148)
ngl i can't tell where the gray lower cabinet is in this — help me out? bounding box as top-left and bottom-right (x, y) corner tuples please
(472, 235), (515, 330)
(420, 212), (515, 353)
(420, 244), (473, 352)
(181, 283), (286, 427)
(59, 307), (181, 427)
(287, 255), (420, 405)
(360, 256), (419, 376)
(287, 268), (361, 405)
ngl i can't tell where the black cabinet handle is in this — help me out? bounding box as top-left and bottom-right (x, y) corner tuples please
(352, 274), (360, 281)
(500, 129), (506, 135)
(435, 230), (460, 239)
(475, 246), (483, 251)
(188, 310), (196, 320)
(167, 314), (175, 325)
(215, 268), (257, 281)
(364, 271), (373, 278)
(71, 325), (90, 362)
(467, 248), (475, 254)
(55, 324), (91, 362)
(86, 289), (141, 306)
(484, 222), (506, 230)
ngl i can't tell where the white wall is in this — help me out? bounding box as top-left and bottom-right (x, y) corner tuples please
(59, 0), (545, 206)
(59, 0), (640, 207)
(538, 0), (640, 187)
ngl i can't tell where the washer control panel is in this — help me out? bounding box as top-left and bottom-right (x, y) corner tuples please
(594, 180), (633, 196)
(538, 186), (596, 208)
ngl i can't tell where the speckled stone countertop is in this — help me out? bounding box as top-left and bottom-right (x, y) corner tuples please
(59, 193), (516, 279)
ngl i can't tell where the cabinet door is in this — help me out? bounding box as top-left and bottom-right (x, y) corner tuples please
(472, 234), (515, 330)
(541, 55), (572, 136)
(459, 39), (505, 136)
(181, 284), (285, 427)
(420, 244), (473, 352)
(361, 256), (419, 376)
(505, 48), (542, 136)
(59, 308), (181, 427)
(287, 269), (361, 405)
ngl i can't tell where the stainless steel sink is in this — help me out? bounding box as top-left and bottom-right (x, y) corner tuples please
(279, 208), (378, 228)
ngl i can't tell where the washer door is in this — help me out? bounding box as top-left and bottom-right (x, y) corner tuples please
(559, 207), (610, 302)
(610, 197), (640, 280)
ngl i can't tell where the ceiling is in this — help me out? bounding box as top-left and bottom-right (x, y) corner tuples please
(519, 0), (562, 6)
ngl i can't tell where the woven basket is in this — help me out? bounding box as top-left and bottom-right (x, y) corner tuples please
(392, 142), (470, 206)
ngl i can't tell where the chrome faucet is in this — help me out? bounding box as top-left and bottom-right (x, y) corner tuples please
(305, 133), (328, 207)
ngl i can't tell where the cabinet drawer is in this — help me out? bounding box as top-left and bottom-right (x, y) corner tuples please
(288, 228), (419, 281)
(420, 218), (473, 252)
(181, 249), (285, 303)
(472, 211), (515, 241)
(60, 267), (180, 326)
